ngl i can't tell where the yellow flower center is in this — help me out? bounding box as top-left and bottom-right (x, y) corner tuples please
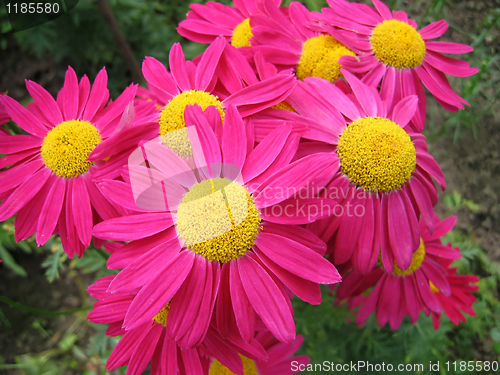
(175, 178), (261, 263)
(41, 120), (102, 178)
(296, 35), (356, 82)
(392, 238), (425, 276)
(159, 90), (224, 157)
(429, 280), (440, 293)
(371, 19), (426, 69)
(231, 18), (253, 48)
(337, 116), (416, 192)
(209, 355), (259, 375)
(152, 302), (171, 327)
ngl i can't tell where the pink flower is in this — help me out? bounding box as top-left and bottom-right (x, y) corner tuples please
(249, 1), (357, 83)
(178, 0), (282, 47)
(93, 104), (341, 348)
(286, 70), (445, 275)
(335, 214), (478, 330)
(0, 67), (154, 257)
(318, 0), (479, 130)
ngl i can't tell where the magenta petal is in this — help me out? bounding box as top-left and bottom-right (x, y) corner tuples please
(169, 43), (192, 92)
(36, 175), (65, 246)
(425, 41), (473, 54)
(372, 0), (393, 20)
(421, 262), (451, 297)
(0, 158), (44, 193)
(142, 56), (179, 98)
(26, 80), (63, 126)
(237, 253), (295, 343)
(0, 134), (42, 155)
(61, 67), (79, 121)
(387, 192), (414, 271)
(392, 95), (418, 128)
(222, 105), (247, 172)
(415, 270), (441, 313)
(242, 124), (291, 182)
(255, 232), (341, 284)
(128, 324), (163, 375)
(71, 176), (93, 247)
(419, 19), (448, 40)
(123, 250), (195, 330)
(77, 74), (90, 119)
(168, 255), (207, 342)
(93, 213), (173, 241)
(261, 222), (326, 255)
(356, 274), (385, 326)
(0, 167), (51, 221)
(107, 328), (150, 370)
(180, 348), (204, 375)
(416, 151), (446, 190)
(195, 37), (225, 91)
(83, 68), (109, 121)
(2, 96), (47, 138)
(341, 69), (378, 117)
(229, 260), (256, 343)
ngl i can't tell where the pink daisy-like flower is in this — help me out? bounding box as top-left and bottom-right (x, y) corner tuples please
(88, 274), (275, 375)
(318, 0), (479, 131)
(178, 0), (282, 48)
(141, 37), (298, 154)
(0, 67), (156, 257)
(430, 257), (479, 330)
(208, 330), (309, 374)
(335, 214), (464, 329)
(93, 104), (341, 348)
(286, 70), (445, 274)
(249, 1), (357, 83)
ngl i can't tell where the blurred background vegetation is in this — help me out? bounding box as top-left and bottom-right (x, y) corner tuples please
(0, 0), (499, 374)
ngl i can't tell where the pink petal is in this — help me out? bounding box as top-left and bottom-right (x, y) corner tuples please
(123, 250), (195, 330)
(0, 158), (44, 193)
(261, 222), (326, 254)
(36, 175), (65, 246)
(416, 151), (446, 190)
(222, 105), (247, 172)
(230, 260), (256, 343)
(418, 20), (448, 40)
(169, 43), (192, 92)
(237, 253), (295, 342)
(372, 0), (393, 20)
(341, 69), (378, 117)
(387, 192), (414, 271)
(26, 80), (63, 126)
(1, 95), (47, 138)
(216, 263), (233, 338)
(195, 37), (225, 91)
(142, 56), (179, 98)
(83, 67), (109, 121)
(93, 213), (173, 241)
(128, 324), (163, 375)
(425, 41), (473, 54)
(106, 329), (150, 370)
(61, 67), (79, 121)
(72, 176), (93, 247)
(77, 74), (90, 119)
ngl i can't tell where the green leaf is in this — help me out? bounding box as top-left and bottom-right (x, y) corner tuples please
(0, 244), (27, 277)
(42, 246), (66, 283)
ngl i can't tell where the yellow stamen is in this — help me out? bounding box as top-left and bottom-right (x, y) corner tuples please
(271, 101), (296, 112)
(152, 302), (171, 327)
(392, 238), (425, 276)
(232, 18), (253, 48)
(429, 280), (440, 293)
(371, 20), (426, 69)
(159, 90), (224, 157)
(337, 116), (416, 192)
(296, 35), (356, 82)
(41, 120), (102, 178)
(209, 355), (259, 375)
(176, 178), (261, 263)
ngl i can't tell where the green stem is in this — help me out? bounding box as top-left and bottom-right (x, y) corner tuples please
(0, 295), (91, 316)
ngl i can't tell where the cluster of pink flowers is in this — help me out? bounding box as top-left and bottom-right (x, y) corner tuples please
(0, 0), (480, 373)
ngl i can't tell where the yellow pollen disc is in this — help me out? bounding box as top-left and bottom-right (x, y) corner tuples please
(176, 178), (261, 263)
(209, 355), (259, 375)
(371, 19), (426, 69)
(231, 18), (253, 48)
(41, 120), (102, 178)
(296, 35), (356, 83)
(152, 302), (171, 327)
(159, 90), (224, 157)
(337, 116), (416, 192)
(392, 238), (425, 276)
(429, 280), (440, 293)
(271, 101), (296, 112)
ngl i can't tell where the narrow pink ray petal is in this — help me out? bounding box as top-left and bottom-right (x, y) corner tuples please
(237, 253), (295, 343)
(203, 328), (244, 375)
(356, 274), (386, 326)
(261, 222), (326, 255)
(253, 246), (322, 305)
(338, 55), (379, 74)
(127, 324), (163, 375)
(71, 176), (93, 247)
(83, 68), (108, 121)
(93, 213), (173, 241)
(376, 276), (400, 327)
(195, 37), (225, 91)
(0, 167), (51, 221)
(242, 124), (291, 182)
(425, 51), (478, 77)
(0, 134), (42, 154)
(415, 270), (441, 313)
(107, 328), (150, 370)
(392, 10), (408, 22)
(415, 65), (463, 108)
(260, 197), (339, 225)
(2, 96), (48, 138)
(418, 20), (448, 40)
(361, 62), (387, 87)
(425, 41), (474, 54)
(352, 196), (376, 274)
(387, 192), (414, 271)
(216, 263), (233, 338)
(95, 84), (137, 133)
(222, 105), (247, 173)
(256, 232), (341, 284)
(61, 67), (79, 121)
(230, 260), (256, 343)
(0, 158), (43, 193)
(372, 0), (393, 20)
(428, 215), (456, 240)
(25, 80), (63, 126)
(416, 151), (446, 190)
(406, 177), (435, 234)
(421, 262), (451, 296)
(123, 250), (195, 330)
(403, 276), (420, 323)
(77, 74), (90, 119)
(142, 56), (179, 98)
(169, 43), (192, 92)
(334, 195), (363, 265)
(180, 348), (204, 375)
(380, 66), (396, 109)
(36, 175), (65, 246)
(391, 95), (418, 128)
(341, 69), (379, 117)
(168, 255), (207, 341)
